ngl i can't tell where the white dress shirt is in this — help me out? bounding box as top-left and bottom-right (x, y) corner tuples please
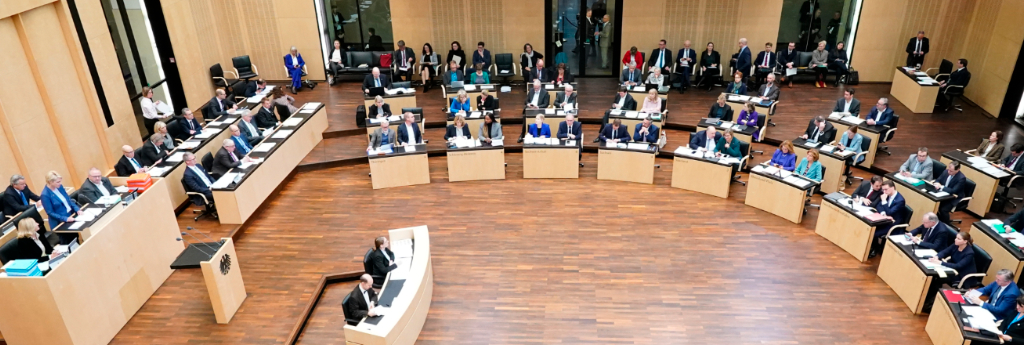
(94, 181), (110, 197)
(190, 166), (212, 187)
(404, 123), (416, 144)
(530, 91), (540, 106)
(843, 100), (852, 112)
(331, 50), (342, 63)
(141, 97), (159, 119)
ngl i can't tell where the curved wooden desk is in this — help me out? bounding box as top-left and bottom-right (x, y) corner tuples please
(344, 225), (433, 345)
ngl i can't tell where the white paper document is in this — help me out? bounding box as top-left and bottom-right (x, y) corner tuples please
(166, 152), (186, 162)
(69, 222), (85, 230)
(272, 130), (293, 139)
(625, 111), (639, 119)
(463, 84), (476, 91)
(930, 191), (950, 198)
(490, 139), (503, 147)
(246, 94), (265, 103)
(786, 68), (797, 76)
(841, 116), (865, 125)
(610, 109), (622, 115)
(819, 145), (836, 153)
(75, 213), (96, 222)
(302, 102), (321, 109)
(783, 175), (812, 188)
(194, 129), (220, 139)
(469, 111), (482, 119)
(545, 84), (555, 90)
(626, 143), (649, 151)
(913, 249), (937, 257)
(253, 143), (276, 152)
(178, 140), (201, 150)
(283, 117), (303, 127)
(888, 235), (912, 245)
(212, 173), (238, 189)
(405, 145), (417, 152)
(544, 108), (555, 115)
(148, 166), (170, 177)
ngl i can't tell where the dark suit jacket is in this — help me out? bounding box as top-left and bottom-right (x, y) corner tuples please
(206, 97), (235, 118)
(1005, 154), (1024, 174)
(554, 92), (577, 107)
(396, 122), (422, 145)
(874, 193), (907, 229)
(935, 170), (966, 204)
(183, 164), (215, 195)
(114, 155), (143, 177)
(476, 96), (496, 111)
(368, 35), (384, 51)
(804, 121), (836, 144)
(633, 124), (659, 143)
(442, 70), (464, 85)
(689, 130), (722, 150)
(1008, 207), (1024, 232)
(556, 121), (582, 140)
(754, 51), (776, 70)
(472, 49), (492, 70)
(851, 181), (882, 205)
(78, 177), (117, 204)
(368, 248), (396, 277)
(178, 118), (203, 140)
(239, 120), (263, 146)
(368, 128), (397, 149)
(362, 74), (391, 91)
(833, 98), (862, 117)
(393, 47), (415, 69)
(725, 82), (747, 95)
(553, 71), (574, 85)
(905, 37), (930, 55)
(444, 124), (472, 140)
(525, 89), (550, 108)
(777, 49), (799, 67)
(910, 222), (955, 250)
(343, 285), (378, 325)
(137, 141), (167, 167)
(948, 68), (971, 88)
(599, 125), (630, 143)
(996, 312), (1024, 343)
(866, 107), (894, 126)
(613, 93), (637, 111)
(675, 48), (697, 71)
(755, 84), (780, 101)
(10, 237), (53, 262)
(620, 68), (642, 84)
(255, 106), (278, 129)
(708, 103), (734, 121)
(530, 67), (550, 83)
(368, 104), (392, 117)
(733, 46), (752, 76)
(648, 48), (672, 71)
(212, 148), (242, 177)
(2, 185), (39, 216)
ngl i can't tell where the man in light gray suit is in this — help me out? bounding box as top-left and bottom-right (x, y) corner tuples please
(755, 73), (781, 102)
(366, 121), (397, 151)
(899, 147), (937, 179)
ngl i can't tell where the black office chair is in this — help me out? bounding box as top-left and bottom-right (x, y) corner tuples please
(943, 77), (970, 113)
(232, 55), (259, 82)
(0, 239), (18, 265)
(950, 178), (976, 225)
(401, 107), (427, 144)
(877, 114), (899, 156)
(210, 63), (243, 95)
(275, 104), (293, 122)
(341, 293), (362, 325)
(885, 204), (916, 238)
(932, 161), (947, 180)
(926, 59), (955, 80)
(493, 53), (517, 86)
(957, 244), (992, 289)
(181, 178), (217, 221)
(734, 140), (751, 186)
(847, 136), (873, 185)
(750, 114), (767, 155)
(363, 248), (386, 288)
(393, 81), (412, 89)
(201, 152), (218, 180)
(164, 118), (186, 145)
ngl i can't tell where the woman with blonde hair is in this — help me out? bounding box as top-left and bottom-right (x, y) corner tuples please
(369, 95), (391, 119)
(477, 89), (496, 111)
(153, 121), (176, 150)
(810, 40), (830, 87)
(450, 89), (472, 113)
(796, 149), (823, 182)
(639, 88), (662, 114)
(770, 140), (797, 171)
(39, 171), (81, 232)
(10, 218), (59, 262)
(445, 115), (471, 141)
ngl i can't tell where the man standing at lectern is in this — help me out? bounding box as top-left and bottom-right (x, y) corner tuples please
(906, 31), (929, 68)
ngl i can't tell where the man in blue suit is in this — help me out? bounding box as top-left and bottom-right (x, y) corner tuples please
(556, 114), (583, 164)
(731, 38), (752, 78)
(228, 125), (252, 156)
(688, 127), (721, 151)
(284, 46), (306, 94)
(620, 63), (642, 86)
(599, 119), (630, 144)
(675, 40), (697, 93)
(396, 112), (422, 146)
(870, 180), (906, 258)
(931, 161), (966, 224)
(865, 98), (894, 126)
(909, 213), (954, 250)
(969, 269), (1021, 322)
(182, 152), (216, 206)
(633, 117), (659, 144)
(177, 108), (203, 141)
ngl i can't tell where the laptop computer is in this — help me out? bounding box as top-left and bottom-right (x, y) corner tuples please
(450, 81), (465, 88)
(368, 87), (386, 97)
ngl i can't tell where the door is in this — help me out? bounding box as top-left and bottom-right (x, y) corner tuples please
(547, 0), (621, 78)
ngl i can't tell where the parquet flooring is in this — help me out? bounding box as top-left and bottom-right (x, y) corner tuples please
(107, 77), (1008, 344)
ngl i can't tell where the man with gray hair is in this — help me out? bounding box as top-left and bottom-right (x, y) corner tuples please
(285, 46), (306, 94)
(908, 212), (953, 250)
(905, 30), (929, 67)
(969, 268), (1020, 322)
(138, 132), (168, 167)
(732, 38), (751, 78)
(3, 174), (45, 229)
(394, 40), (415, 82)
(343, 274), (380, 324)
(182, 152), (217, 204)
(362, 67), (391, 94)
(212, 138), (252, 177)
(865, 97), (893, 126)
(620, 62), (641, 86)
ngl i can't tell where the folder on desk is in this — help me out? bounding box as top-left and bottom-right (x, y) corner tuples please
(943, 290), (966, 304)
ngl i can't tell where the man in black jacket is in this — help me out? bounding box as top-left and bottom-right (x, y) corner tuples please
(801, 116), (835, 144)
(205, 89), (236, 119)
(362, 67), (391, 94)
(78, 168), (118, 204)
(937, 58), (971, 111)
(343, 274), (379, 325)
(596, 87), (637, 141)
(393, 40), (416, 82)
(114, 145), (147, 177)
(3, 174), (44, 230)
(908, 212), (955, 250)
(851, 175), (884, 207)
(138, 133), (168, 167)
(649, 40), (672, 76)
(368, 236), (397, 279)
(255, 98), (279, 129)
(906, 31), (929, 67)
(777, 42), (798, 88)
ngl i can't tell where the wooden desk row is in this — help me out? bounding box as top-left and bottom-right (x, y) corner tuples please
(825, 113), (886, 169)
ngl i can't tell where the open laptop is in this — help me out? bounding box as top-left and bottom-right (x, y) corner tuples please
(47, 240), (79, 269)
(368, 87), (386, 97)
(450, 81), (465, 88)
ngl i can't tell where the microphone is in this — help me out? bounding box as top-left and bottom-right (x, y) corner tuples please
(181, 231), (219, 253)
(177, 237), (213, 257)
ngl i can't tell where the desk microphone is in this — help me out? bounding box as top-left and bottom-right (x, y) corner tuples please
(177, 237), (213, 257)
(181, 232), (219, 253)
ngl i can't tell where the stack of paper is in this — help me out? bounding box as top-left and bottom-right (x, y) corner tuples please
(914, 249), (938, 257)
(194, 129), (219, 139)
(930, 191), (950, 198)
(453, 138), (475, 148)
(783, 175), (812, 188)
(148, 166), (170, 177)
(720, 121), (734, 128)
(545, 84), (555, 90)
(962, 306), (1001, 334)
(212, 173), (238, 189)
(463, 84), (477, 91)
(490, 139), (504, 147)
(166, 152), (186, 162)
(246, 94), (265, 103)
(632, 86), (646, 92)
(719, 157), (740, 165)
(253, 143), (276, 153)
(480, 85), (494, 90)
(544, 108), (555, 115)
(625, 111), (639, 119)
(610, 109), (622, 115)
(920, 259), (955, 272)
(272, 130), (293, 139)
(751, 164), (768, 173)
(842, 116), (865, 125)
(626, 143), (649, 151)
(282, 117), (303, 127)
(405, 145), (418, 152)
(469, 111), (482, 118)
(819, 145), (836, 153)
(302, 102), (322, 109)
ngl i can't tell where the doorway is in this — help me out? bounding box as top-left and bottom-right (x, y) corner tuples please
(547, 0), (622, 78)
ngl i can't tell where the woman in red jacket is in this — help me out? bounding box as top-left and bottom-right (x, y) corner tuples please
(622, 46), (643, 71)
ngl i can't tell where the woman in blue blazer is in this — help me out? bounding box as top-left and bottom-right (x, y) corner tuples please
(450, 90), (472, 113)
(796, 149), (823, 182)
(725, 72), (747, 95)
(930, 231), (977, 287)
(40, 171), (81, 230)
(527, 115), (551, 138)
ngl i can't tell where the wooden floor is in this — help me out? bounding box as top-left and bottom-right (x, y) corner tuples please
(107, 78), (1010, 344)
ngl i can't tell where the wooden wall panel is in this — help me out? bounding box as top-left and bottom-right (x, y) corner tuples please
(273, 0), (325, 80)
(0, 0), (54, 20)
(0, 17), (72, 187)
(963, 0), (1024, 115)
(620, 0), (665, 70)
(162, 0), (211, 116)
(21, 4), (106, 182)
(428, 0), (470, 62)
(391, 0), (433, 65)
(848, 0), (908, 82)
(501, 0), (544, 64)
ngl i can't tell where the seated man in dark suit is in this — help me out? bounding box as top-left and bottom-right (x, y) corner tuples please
(595, 87), (637, 142)
(524, 80), (550, 110)
(755, 73), (780, 102)
(1007, 203), (1024, 232)
(851, 175), (884, 206)
(3, 174), (44, 231)
(182, 152), (216, 204)
(633, 116), (659, 144)
(212, 139), (252, 177)
(343, 274), (380, 325)
(937, 58), (971, 111)
(1001, 144), (1024, 178)
(554, 85), (577, 109)
(442, 61), (465, 86)
(137, 133), (168, 167)
(833, 88), (861, 117)
(530, 59), (549, 83)
(114, 145), (148, 176)
(362, 67), (391, 94)
(931, 161), (965, 224)
(368, 236), (398, 279)
(177, 108), (203, 141)
(78, 168), (118, 204)
(556, 114), (583, 164)
(800, 116), (836, 144)
(599, 119), (630, 144)
(908, 212), (954, 250)
(228, 125), (253, 156)
(689, 126), (722, 151)
(870, 180), (906, 258)
(255, 98), (279, 129)
(238, 113), (264, 146)
(620, 63), (642, 86)
(244, 79), (267, 97)
(396, 112), (422, 146)
(864, 98), (894, 126)
(206, 89), (237, 119)
(393, 40), (416, 82)
(753, 42), (776, 87)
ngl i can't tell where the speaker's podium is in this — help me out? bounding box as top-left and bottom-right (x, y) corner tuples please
(170, 238), (247, 323)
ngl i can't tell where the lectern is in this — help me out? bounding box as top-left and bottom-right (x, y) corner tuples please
(171, 238), (247, 323)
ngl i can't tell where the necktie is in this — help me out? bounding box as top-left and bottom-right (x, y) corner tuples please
(231, 152), (238, 162)
(401, 51), (406, 67)
(658, 50), (664, 68)
(763, 54), (769, 67)
(375, 78), (380, 87)
(611, 128), (616, 140)
(946, 175), (952, 187)
(866, 190), (873, 199)
(1012, 155), (1021, 169)
(193, 167), (212, 187)
(130, 158), (141, 171)
(19, 191), (27, 205)
(916, 40), (921, 54)
(994, 286), (1006, 306)
(923, 226), (933, 241)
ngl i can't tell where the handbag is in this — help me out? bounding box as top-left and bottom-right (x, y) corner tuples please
(847, 69), (859, 85)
